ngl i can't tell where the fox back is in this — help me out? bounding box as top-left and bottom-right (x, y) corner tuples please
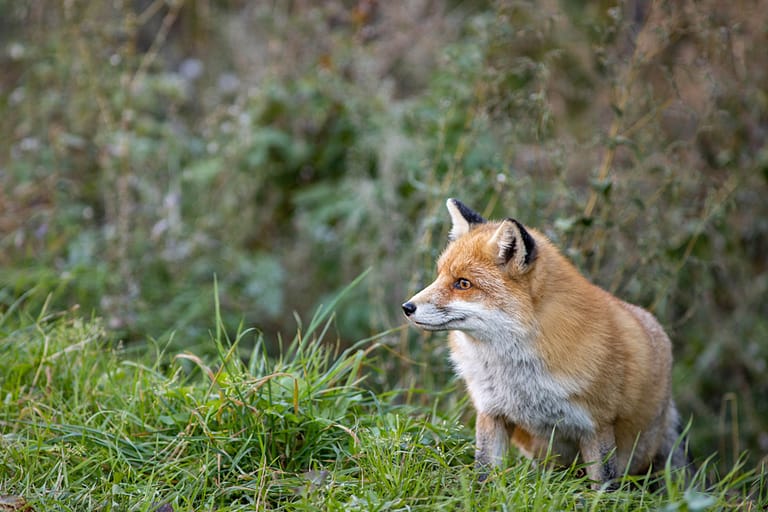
(402, 199), (688, 488)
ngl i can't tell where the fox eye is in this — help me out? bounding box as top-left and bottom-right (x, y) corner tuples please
(454, 278), (472, 290)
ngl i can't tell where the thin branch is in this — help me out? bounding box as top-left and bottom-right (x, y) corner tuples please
(130, 0), (186, 94)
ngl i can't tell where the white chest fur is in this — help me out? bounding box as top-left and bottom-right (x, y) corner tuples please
(449, 330), (594, 439)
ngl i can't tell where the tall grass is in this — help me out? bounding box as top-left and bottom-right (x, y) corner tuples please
(2, 285), (763, 510)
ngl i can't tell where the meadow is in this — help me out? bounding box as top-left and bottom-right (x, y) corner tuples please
(1, 1), (767, 509)
(1, 285), (761, 510)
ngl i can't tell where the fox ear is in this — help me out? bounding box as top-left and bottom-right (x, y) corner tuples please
(488, 218), (537, 271)
(446, 198), (486, 240)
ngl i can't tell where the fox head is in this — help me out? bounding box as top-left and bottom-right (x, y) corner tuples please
(402, 198), (539, 338)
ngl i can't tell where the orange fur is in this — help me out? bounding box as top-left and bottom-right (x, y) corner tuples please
(403, 199), (688, 488)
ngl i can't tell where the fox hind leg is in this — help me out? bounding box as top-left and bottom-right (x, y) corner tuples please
(655, 403), (693, 475)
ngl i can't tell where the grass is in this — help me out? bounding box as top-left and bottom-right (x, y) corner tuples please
(1, 284), (764, 511)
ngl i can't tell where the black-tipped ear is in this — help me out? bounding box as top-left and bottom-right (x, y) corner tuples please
(446, 198), (486, 240)
(488, 218), (537, 270)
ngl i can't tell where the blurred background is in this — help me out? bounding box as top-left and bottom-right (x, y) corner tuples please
(1, 0), (766, 472)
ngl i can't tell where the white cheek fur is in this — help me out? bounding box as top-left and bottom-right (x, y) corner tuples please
(446, 300), (530, 339)
(407, 297), (529, 335)
(406, 302), (456, 329)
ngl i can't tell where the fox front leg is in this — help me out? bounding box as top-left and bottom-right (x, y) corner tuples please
(474, 413), (511, 481)
(580, 426), (619, 490)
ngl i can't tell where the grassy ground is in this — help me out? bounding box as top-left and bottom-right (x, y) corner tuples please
(1, 285), (764, 511)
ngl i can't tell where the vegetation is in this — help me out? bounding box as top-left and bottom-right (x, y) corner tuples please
(1, 292), (762, 510)
(1, 0), (766, 509)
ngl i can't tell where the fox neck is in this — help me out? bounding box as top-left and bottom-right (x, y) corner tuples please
(528, 237), (595, 315)
(525, 238), (614, 379)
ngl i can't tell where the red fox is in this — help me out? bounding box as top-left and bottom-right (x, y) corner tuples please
(402, 199), (689, 488)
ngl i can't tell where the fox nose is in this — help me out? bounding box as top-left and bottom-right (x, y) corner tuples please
(402, 301), (417, 316)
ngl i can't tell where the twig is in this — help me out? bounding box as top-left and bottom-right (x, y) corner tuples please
(130, 0), (185, 94)
(583, 0), (666, 219)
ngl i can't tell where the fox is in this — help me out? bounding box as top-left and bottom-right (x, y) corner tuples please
(402, 198), (689, 488)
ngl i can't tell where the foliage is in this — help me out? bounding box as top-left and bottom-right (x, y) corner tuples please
(0, 0), (766, 483)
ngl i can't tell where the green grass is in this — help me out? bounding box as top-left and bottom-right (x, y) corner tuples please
(1, 287), (764, 511)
